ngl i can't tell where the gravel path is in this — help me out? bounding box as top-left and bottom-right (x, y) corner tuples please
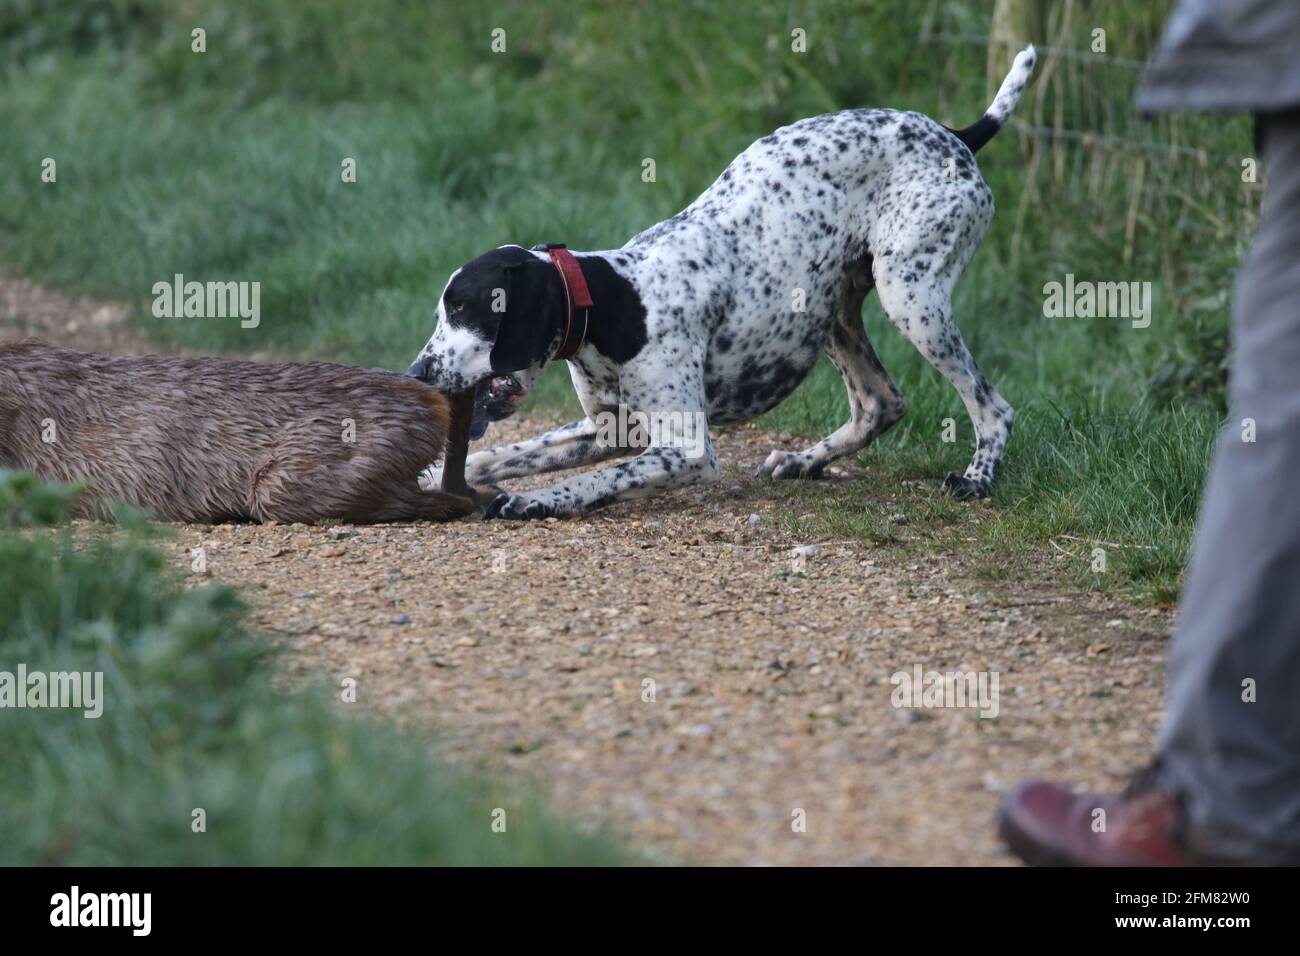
(3, 274), (1171, 865)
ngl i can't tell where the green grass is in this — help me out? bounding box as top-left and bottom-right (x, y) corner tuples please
(0, 0), (1255, 601)
(745, 398), (1213, 604)
(0, 471), (631, 865)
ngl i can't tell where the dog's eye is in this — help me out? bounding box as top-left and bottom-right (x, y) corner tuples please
(447, 299), (465, 314)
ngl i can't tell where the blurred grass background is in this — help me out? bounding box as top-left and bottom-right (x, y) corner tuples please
(0, 0), (1256, 601)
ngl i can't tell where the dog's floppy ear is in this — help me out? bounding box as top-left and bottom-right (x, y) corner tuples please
(489, 258), (563, 374)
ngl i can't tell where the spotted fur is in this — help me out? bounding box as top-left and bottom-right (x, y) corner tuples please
(411, 47), (1037, 518)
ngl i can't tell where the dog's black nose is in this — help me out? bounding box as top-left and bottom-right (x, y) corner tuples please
(405, 356), (431, 380)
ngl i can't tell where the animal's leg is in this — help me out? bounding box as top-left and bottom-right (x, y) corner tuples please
(251, 455), (476, 524)
(483, 431), (720, 519)
(756, 283), (907, 479)
(372, 485), (478, 522)
(471, 428), (638, 484)
(873, 268), (1013, 499)
(339, 485), (476, 523)
(419, 418), (608, 489)
(483, 357), (719, 519)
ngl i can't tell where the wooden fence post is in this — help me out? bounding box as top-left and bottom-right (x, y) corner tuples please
(988, 0), (1042, 97)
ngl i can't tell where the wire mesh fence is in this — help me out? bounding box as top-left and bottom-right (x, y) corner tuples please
(922, 19), (1258, 264)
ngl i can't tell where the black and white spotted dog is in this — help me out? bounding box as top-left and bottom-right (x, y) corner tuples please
(409, 47), (1037, 520)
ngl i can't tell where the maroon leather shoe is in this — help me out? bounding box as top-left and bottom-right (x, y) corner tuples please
(997, 780), (1234, 866)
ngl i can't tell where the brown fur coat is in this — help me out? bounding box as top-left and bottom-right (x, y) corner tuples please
(0, 340), (473, 523)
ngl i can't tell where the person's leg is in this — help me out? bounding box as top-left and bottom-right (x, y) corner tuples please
(999, 110), (1300, 865)
(1156, 107), (1300, 863)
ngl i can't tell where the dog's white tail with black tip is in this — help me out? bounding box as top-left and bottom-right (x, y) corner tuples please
(949, 44), (1037, 154)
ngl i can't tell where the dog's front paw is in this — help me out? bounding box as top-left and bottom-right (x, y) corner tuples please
(482, 492), (558, 521)
(941, 472), (990, 500)
(754, 449), (824, 480)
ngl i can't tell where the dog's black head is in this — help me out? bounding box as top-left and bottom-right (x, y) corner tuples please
(406, 245), (564, 395)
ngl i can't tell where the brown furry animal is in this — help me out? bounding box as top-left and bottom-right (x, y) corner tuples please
(0, 340), (475, 523)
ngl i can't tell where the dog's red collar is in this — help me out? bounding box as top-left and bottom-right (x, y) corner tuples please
(535, 243), (593, 361)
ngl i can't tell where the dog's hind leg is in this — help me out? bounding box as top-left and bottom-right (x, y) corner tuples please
(756, 280), (908, 479)
(873, 265), (1013, 499)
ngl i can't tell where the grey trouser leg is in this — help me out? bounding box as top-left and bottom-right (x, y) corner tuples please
(1158, 109), (1300, 863)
